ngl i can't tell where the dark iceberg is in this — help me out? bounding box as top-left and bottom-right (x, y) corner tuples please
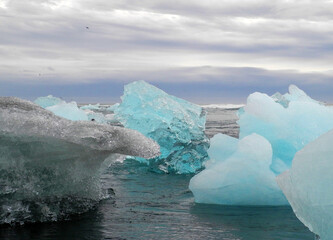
(0, 97), (160, 225)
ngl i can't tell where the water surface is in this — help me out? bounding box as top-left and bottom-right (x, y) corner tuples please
(0, 108), (314, 240)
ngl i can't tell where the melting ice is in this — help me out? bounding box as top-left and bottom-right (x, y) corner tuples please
(114, 81), (209, 174)
(190, 85), (333, 206)
(0, 97), (160, 224)
(277, 129), (333, 240)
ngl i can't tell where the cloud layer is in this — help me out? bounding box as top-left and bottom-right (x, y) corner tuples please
(1, 0), (333, 102)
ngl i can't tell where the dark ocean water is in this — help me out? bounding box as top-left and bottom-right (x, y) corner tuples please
(0, 108), (314, 240)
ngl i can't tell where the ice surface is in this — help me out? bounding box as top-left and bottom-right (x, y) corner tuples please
(35, 95), (89, 121)
(190, 85), (331, 206)
(0, 97), (160, 224)
(114, 81), (209, 174)
(189, 134), (288, 205)
(34, 95), (64, 108)
(238, 84), (333, 174)
(46, 101), (89, 121)
(106, 103), (119, 112)
(80, 103), (101, 110)
(277, 129), (333, 240)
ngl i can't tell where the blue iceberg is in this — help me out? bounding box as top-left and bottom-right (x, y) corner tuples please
(34, 95), (65, 108)
(106, 103), (119, 112)
(114, 81), (209, 174)
(190, 85), (333, 205)
(35, 96), (111, 123)
(189, 133), (288, 205)
(238, 84), (333, 174)
(46, 101), (89, 121)
(35, 96), (89, 121)
(0, 97), (160, 224)
(80, 103), (101, 110)
(277, 129), (333, 240)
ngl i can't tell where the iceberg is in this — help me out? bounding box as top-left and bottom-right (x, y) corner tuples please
(35, 96), (89, 121)
(189, 133), (288, 205)
(106, 103), (119, 112)
(277, 129), (333, 240)
(114, 81), (209, 174)
(34, 95), (65, 108)
(238, 84), (333, 174)
(46, 101), (89, 121)
(35, 96), (109, 123)
(80, 103), (101, 110)
(190, 84), (333, 206)
(0, 97), (160, 224)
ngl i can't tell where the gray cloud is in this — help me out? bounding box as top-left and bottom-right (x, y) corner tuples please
(1, 0), (333, 101)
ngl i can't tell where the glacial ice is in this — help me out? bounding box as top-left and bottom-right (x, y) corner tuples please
(34, 95), (65, 108)
(35, 96), (110, 123)
(238, 84), (333, 174)
(46, 101), (89, 121)
(35, 96), (89, 121)
(190, 84), (333, 206)
(106, 103), (119, 112)
(189, 133), (288, 205)
(277, 129), (333, 240)
(0, 97), (160, 224)
(80, 103), (101, 110)
(114, 81), (209, 174)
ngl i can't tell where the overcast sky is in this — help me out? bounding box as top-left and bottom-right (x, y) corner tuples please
(1, 0), (333, 103)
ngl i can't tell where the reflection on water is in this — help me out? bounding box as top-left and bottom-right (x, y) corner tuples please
(0, 108), (314, 240)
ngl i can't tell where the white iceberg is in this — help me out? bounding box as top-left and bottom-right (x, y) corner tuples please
(189, 133), (288, 205)
(190, 85), (333, 206)
(80, 103), (101, 110)
(34, 95), (65, 108)
(238, 85), (333, 174)
(277, 129), (333, 240)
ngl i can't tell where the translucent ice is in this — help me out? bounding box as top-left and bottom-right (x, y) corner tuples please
(189, 133), (288, 205)
(46, 101), (89, 121)
(34, 95), (65, 108)
(238, 85), (333, 174)
(114, 81), (209, 174)
(277, 130), (333, 240)
(80, 103), (101, 110)
(35, 95), (89, 121)
(190, 85), (333, 206)
(106, 103), (119, 112)
(0, 97), (160, 224)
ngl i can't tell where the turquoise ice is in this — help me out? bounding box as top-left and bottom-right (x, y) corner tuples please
(80, 103), (101, 110)
(189, 133), (288, 205)
(190, 85), (333, 205)
(238, 85), (333, 174)
(47, 101), (89, 121)
(114, 81), (209, 174)
(34, 95), (64, 108)
(277, 129), (333, 240)
(35, 95), (88, 121)
(35, 96), (110, 123)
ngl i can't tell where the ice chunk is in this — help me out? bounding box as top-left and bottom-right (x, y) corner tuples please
(114, 81), (209, 174)
(34, 95), (64, 108)
(0, 97), (160, 224)
(277, 130), (333, 240)
(238, 85), (333, 173)
(189, 134), (288, 205)
(204, 133), (238, 169)
(46, 101), (89, 121)
(80, 103), (101, 110)
(106, 103), (119, 112)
